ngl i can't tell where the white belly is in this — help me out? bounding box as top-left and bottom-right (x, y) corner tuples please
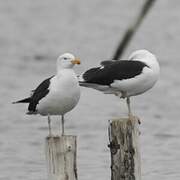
(110, 67), (159, 97)
(37, 72), (80, 116)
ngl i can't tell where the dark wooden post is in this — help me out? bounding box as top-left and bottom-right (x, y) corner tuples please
(108, 117), (141, 180)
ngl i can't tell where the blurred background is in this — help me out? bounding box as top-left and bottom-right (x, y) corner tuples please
(1, 0), (180, 180)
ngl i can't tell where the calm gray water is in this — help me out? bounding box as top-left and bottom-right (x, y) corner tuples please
(1, 0), (180, 179)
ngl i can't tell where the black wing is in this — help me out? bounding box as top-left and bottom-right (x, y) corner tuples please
(100, 60), (116, 66)
(82, 60), (148, 85)
(28, 76), (54, 112)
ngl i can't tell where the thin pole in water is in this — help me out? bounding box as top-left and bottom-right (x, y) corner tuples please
(112, 0), (157, 60)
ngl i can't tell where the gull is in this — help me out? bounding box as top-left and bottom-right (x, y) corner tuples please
(79, 49), (160, 119)
(13, 53), (81, 136)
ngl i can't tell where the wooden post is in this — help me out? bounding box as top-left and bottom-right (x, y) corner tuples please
(45, 135), (78, 180)
(108, 117), (141, 180)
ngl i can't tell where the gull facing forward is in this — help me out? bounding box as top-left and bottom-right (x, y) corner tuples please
(13, 53), (81, 135)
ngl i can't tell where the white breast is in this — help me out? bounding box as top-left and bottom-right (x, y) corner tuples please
(111, 64), (160, 97)
(37, 69), (80, 116)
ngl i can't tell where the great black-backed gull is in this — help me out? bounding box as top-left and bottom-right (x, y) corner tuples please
(79, 49), (160, 118)
(13, 53), (81, 135)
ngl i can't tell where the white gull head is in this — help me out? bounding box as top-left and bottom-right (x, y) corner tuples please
(57, 53), (81, 70)
(128, 49), (160, 76)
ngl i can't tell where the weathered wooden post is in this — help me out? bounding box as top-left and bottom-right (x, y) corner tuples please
(108, 116), (141, 180)
(45, 135), (78, 180)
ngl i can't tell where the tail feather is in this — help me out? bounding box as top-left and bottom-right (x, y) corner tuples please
(79, 81), (97, 87)
(12, 97), (31, 104)
(79, 81), (92, 87)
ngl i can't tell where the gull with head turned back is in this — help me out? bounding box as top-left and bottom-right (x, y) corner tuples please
(79, 49), (160, 119)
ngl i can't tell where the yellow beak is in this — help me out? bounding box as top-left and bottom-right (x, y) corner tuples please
(71, 58), (81, 65)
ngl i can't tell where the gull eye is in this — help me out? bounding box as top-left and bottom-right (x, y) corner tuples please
(63, 57), (69, 60)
